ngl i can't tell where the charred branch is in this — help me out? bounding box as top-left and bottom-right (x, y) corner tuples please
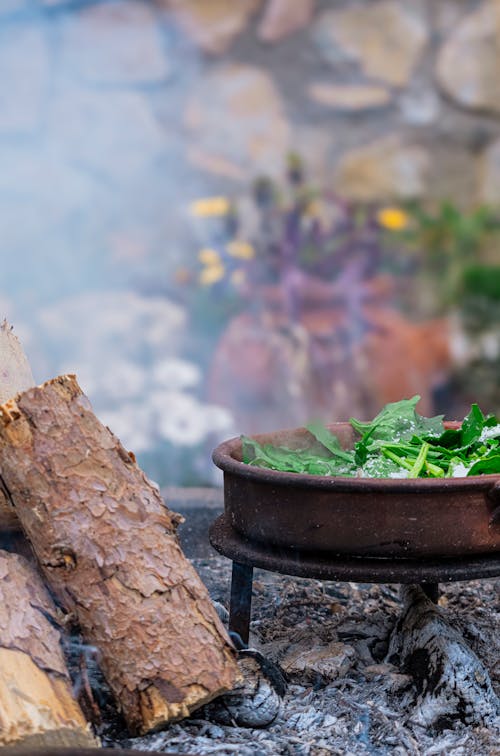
(387, 585), (499, 729)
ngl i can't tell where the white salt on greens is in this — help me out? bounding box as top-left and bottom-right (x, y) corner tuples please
(241, 397), (500, 479)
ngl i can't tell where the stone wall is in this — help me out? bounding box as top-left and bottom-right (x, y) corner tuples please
(2, 1), (499, 220)
(173, 0), (500, 206)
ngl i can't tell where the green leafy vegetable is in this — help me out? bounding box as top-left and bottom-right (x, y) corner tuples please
(407, 441), (430, 478)
(241, 397), (500, 479)
(349, 396), (444, 443)
(305, 421), (354, 463)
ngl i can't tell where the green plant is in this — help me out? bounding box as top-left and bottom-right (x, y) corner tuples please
(401, 201), (500, 315)
(180, 154), (407, 346)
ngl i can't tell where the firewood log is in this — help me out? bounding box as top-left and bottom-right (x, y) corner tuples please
(387, 585), (499, 728)
(0, 320), (35, 532)
(0, 374), (240, 735)
(0, 550), (98, 749)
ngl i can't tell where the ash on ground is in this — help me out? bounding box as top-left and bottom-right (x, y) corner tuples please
(116, 558), (498, 755)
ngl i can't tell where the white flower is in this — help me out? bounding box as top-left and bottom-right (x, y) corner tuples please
(153, 390), (234, 446)
(39, 290), (186, 359)
(201, 404), (234, 435)
(152, 358), (201, 390)
(155, 392), (208, 446)
(99, 360), (147, 400)
(61, 359), (146, 402)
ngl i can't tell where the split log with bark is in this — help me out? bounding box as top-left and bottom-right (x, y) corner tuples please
(0, 550), (98, 749)
(387, 585), (499, 729)
(0, 374), (240, 735)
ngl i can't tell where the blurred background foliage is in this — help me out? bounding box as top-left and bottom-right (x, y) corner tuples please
(176, 156), (500, 450)
(1, 0), (500, 486)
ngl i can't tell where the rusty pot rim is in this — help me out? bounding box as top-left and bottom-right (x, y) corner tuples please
(213, 421), (500, 493)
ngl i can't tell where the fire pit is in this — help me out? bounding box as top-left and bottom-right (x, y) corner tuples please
(211, 423), (500, 644)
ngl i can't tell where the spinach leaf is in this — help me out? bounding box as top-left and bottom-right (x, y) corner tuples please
(350, 396), (443, 444)
(306, 421), (354, 464)
(467, 455), (500, 476)
(241, 399), (500, 479)
(461, 403), (485, 447)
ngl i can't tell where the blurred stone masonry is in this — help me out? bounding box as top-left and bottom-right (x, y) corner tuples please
(1, 0), (500, 484)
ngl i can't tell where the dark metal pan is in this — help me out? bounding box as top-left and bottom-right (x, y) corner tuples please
(213, 422), (500, 558)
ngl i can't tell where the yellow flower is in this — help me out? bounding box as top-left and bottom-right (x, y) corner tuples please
(199, 264), (225, 286)
(190, 196), (230, 217)
(377, 207), (409, 231)
(198, 248), (221, 265)
(230, 268), (246, 287)
(226, 240), (255, 260)
(304, 199), (321, 219)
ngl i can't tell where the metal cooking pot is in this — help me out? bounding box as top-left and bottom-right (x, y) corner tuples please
(213, 422), (500, 558)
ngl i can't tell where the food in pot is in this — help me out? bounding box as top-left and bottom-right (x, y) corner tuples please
(242, 397), (500, 479)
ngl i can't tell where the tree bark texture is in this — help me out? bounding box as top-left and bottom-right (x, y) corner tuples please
(0, 550), (98, 749)
(0, 321), (35, 532)
(387, 585), (499, 728)
(0, 375), (240, 735)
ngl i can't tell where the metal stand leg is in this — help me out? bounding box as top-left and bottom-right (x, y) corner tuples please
(420, 582), (439, 603)
(229, 561), (254, 647)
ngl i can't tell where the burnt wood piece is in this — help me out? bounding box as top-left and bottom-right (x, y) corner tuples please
(0, 375), (240, 735)
(202, 649), (286, 728)
(421, 583), (439, 603)
(387, 585), (499, 728)
(0, 321), (35, 532)
(0, 550), (98, 749)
